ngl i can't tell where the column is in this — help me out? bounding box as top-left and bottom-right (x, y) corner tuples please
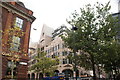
(73, 71), (76, 77)
(23, 21), (31, 53)
(35, 73), (38, 79)
(2, 10), (13, 52)
(2, 9), (13, 79)
(59, 70), (62, 73)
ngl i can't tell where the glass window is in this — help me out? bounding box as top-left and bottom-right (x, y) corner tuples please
(62, 51), (67, 56)
(57, 52), (59, 57)
(63, 58), (67, 64)
(61, 44), (65, 48)
(56, 59), (59, 65)
(57, 44), (59, 50)
(69, 59), (72, 64)
(54, 46), (57, 51)
(15, 17), (23, 28)
(10, 36), (20, 51)
(41, 47), (44, 51)
(52, 47), (54, 52)
(62, 52), (64, 56)
(54, 53), (57, 56)
(52, 54), (55, 58)
(8, 61), (12, 68)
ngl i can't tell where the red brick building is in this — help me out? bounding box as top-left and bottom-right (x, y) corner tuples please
(1, 2), (35, 79)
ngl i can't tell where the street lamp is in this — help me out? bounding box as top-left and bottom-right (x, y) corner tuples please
(71, 26), (78, 80)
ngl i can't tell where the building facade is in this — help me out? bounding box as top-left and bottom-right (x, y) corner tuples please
(28, 24), (91, 79)
(28, 24), (54, 79)
(28, 41), (38, 79)
(1, 1), (35, 79)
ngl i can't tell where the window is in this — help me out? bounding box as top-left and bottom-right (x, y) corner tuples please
(57, 52), (59, 57)
(63, 58), (67, 64)
(62, 51), (68, 56)
(48, 49), (49, 53)
(40, 39), (44, 43)
(52, 54), (55, 58)
(57, 44), (59, 50)
(42, 33), (44, 36)
(8, 61), (12, 68)
(56, 59), (59, 65)
(15, 17), (23, 28)
(10, 36), (20, 51)
(54, 53), (57, 56)
(68, 59), (72, 64)
(52, 47), (54, 52)
(54, 46), (57, 51)
(41, 47), (44, 51)
(6, 61), (17, 76)
(61, 44), (65, 48)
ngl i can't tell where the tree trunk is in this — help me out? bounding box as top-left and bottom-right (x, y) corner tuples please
(91, 55), (97, 80)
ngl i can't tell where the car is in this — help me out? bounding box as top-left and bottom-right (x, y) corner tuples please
(58, 73), (65, 77)
(51, 76), (64, 80)
(43, 75), (64, 80)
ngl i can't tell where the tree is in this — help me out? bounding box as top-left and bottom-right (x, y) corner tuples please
(2, 26), (26, 79)
(30, 48), (58, 77)
(100, 41), (120, 79)
(62, 2), (119, 80)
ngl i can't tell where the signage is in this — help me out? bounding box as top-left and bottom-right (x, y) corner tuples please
(19, 62), (27, 65)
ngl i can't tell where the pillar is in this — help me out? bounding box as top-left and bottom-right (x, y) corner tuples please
(23, 21), (31, 53)
(59, 70), (62, 73)
(73, 71), (76, 77)
(35, 73), (38, 79)
(2, 10), (13, 51)
(2, 10), (13, 78)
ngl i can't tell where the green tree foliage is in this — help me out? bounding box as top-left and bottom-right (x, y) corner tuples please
(62, 2), (120, 79)
(101, 41), (120, 74)
(30, 48), (58, 77)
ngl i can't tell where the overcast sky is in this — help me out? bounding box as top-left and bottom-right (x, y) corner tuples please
(19, 0), (118, 42)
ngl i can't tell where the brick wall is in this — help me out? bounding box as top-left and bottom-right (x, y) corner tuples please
(2, 2), (35, 79)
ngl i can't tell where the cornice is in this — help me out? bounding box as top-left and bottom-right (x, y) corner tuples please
(0, 2), (36, 22)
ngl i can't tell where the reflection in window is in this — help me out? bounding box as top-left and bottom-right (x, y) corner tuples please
(10, 36), (20, 51)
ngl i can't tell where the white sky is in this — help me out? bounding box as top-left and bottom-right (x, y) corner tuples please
(19, 0), (118, 42)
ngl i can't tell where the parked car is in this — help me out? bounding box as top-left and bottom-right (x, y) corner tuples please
(43, 74), (64, 80)
(51, 76), (64, 80)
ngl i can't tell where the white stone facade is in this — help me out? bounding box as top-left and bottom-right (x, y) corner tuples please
(28, 25), (91, 79)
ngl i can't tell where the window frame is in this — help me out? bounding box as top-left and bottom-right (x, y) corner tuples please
(10, 36), (21, 51)
(15, 17), (24, 29)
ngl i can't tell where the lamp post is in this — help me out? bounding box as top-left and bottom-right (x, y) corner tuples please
(71, 26), (78, 80)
